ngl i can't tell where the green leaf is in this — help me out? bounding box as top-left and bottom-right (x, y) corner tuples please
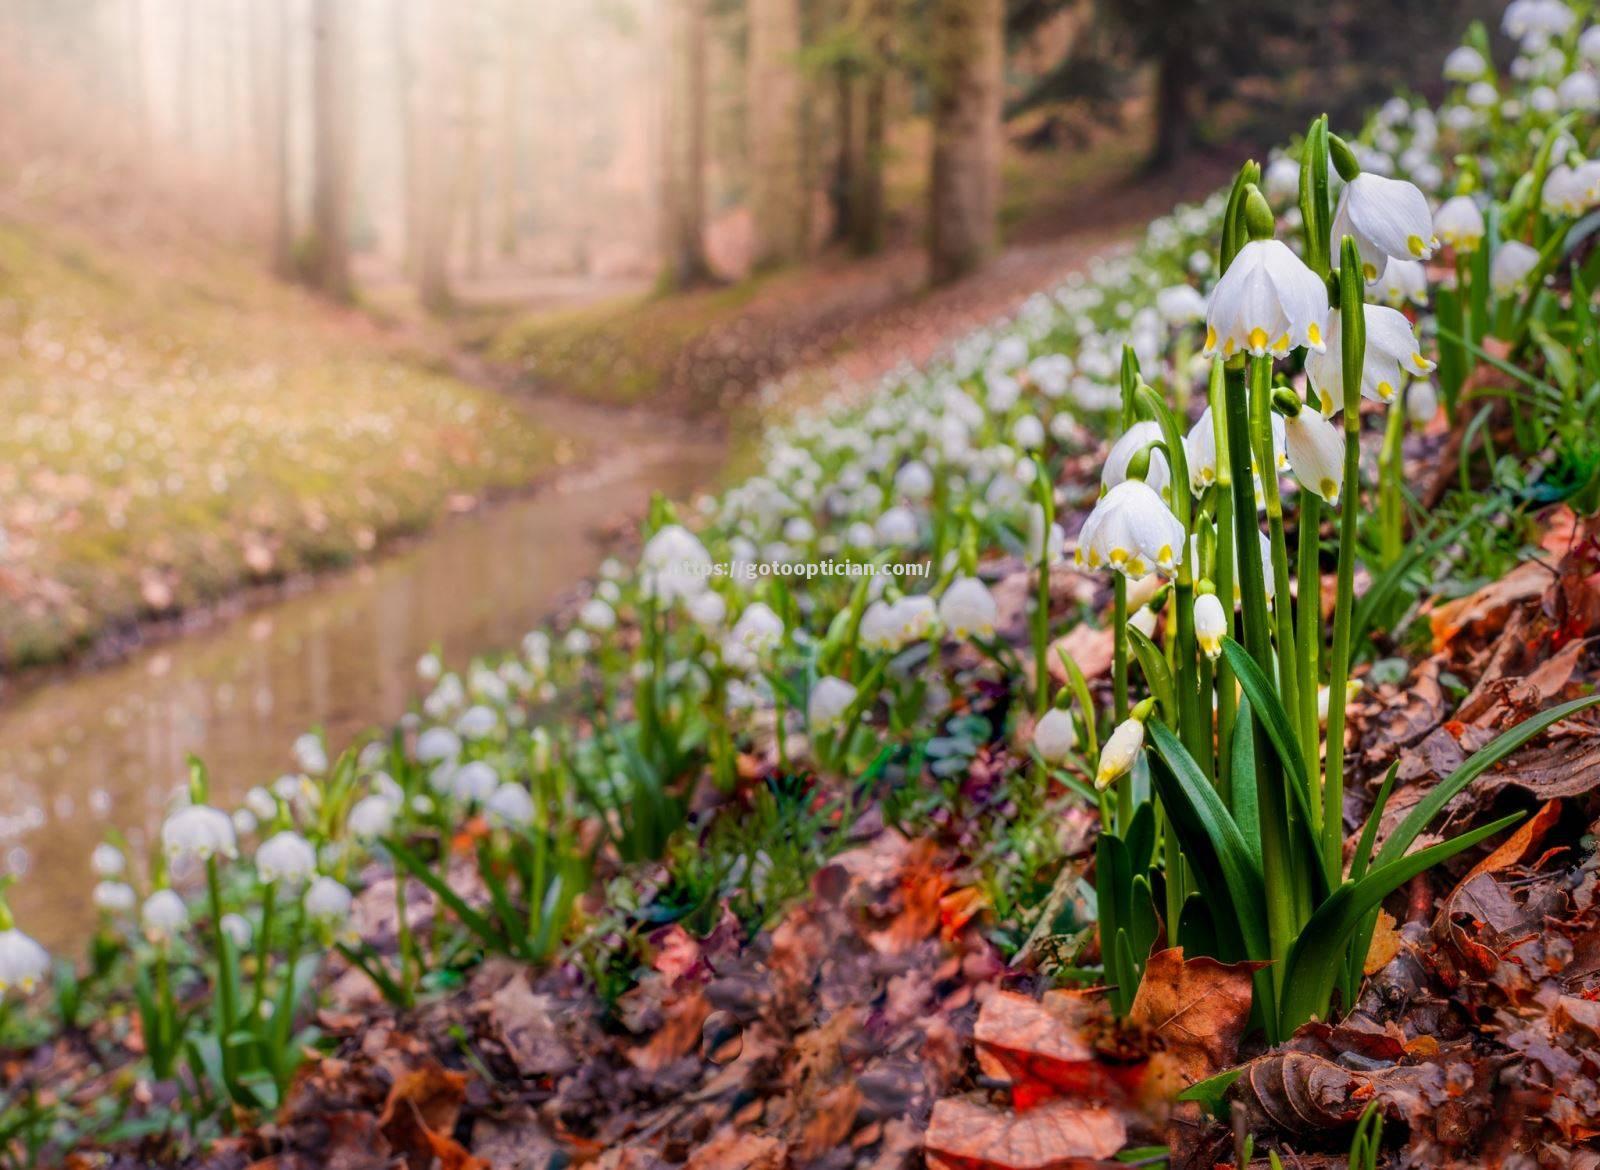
(388, 838), (510, 951)
(1349, 763), (1398, 885)
(1127, 625), (1177, 719)
(1177, 1066), (1245, 1118)
(1279, 812), (1522, 1031)
(1229, 705), (1261, 868)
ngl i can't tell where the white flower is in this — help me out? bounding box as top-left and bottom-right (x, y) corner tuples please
(93, 881), (137, 914)
(894, 460), (934, 500)
(1096, 716), (1146, 790)
(161, 805), (238, 863)
(0, 929), (51, 995)
(292, 733), (329, 775)
(304, 876), (352, 924)
(1128, 606), (1158, 638)
(142, 889), (188, 943)
(452, 760), (499, 804)
(1542, 161), (1600, 215)
(348, 793), (399, 839)
(1204, 239), (1328, 358)
(730, 602), (784, 653)
(1032, 709), (1078, 764)
(1373, 259), (1429, 307)
(1026, 502), (1066, 565)
(455, 705), (497, 741)
(1127, 573), (1164, 610)
(220, 913), (253, 948)
(1406, 380), (1439, 426)
(485, 783), (536, 829)
(1443, 45), (1487, 81)
(1465, 80), (1499, 108)
(807, 676), (858, 733)
(939, 577), (998, 639)
(640, 524), (712, 603)
(687, 590), (726, 629)
(244, 786), (279, 821)
(1282, 408), (1347, 505)
(1306, 305), (1435, 415)
(417, 651), (443, 681)
(1581, 24), (1600, 63)
(1194, 593), (1227, 659)
(1103, 421), (1171, 499)
(255, 831), (317, 884)
(1558, 70), (1600, 111)
(91, 843), (125, 878)
(1011, 415), (1045, 451)
(1263, 156), (1301, 203)
(1433, 195), (1485, 253)
(1329, 173), (1437, 281)
(1489, 240), (1540, 295)
(876, 506), (919, 547)
(578, 599), (615, 632)
(1155, 284), (1207, 325)
(415, 726), (462, 764)
(1075, 480), (1185, 578)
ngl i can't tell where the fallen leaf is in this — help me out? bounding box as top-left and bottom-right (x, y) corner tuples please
(1127, 948), (1261, 1091)
(924, 1096), (1125, 1170)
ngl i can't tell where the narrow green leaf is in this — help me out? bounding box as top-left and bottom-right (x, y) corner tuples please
(1127, 625), (1177, 720)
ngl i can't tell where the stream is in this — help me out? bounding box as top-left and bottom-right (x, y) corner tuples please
(0, 403), (724, 949)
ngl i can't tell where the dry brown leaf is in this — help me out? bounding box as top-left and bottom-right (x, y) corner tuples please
(973, 991), (1109, 1108)
(1047, 624), (1114, 686)
(1363, 910), (1402, 976)
(1127, 948), (1260, 1091)
(629, 987), (711, 1072)
(924, 1097), (1125, 1170)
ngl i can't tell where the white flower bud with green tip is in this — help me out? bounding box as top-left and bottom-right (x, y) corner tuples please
(1075, 480), (1185, 578)
(1194, 590), (1227, 660)
(1433, 195), (1485, 253)
(1281, 399), (1348, 506)
(1406, 380), (1439, 426)
(1489, 240), (1540, 296)
(1306, 304), (1435, 415)
(1096, 699), (1153, 790)
(807, 676), (858, 733)
(1329, 171), (1438, 281)
(1032, 708), (1078, 765)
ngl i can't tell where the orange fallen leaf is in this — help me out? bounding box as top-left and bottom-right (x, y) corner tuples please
(1127, 948), (1261, 1092)
(973, 990), (1123, 1108)
(924, 1096), (1125, 1170)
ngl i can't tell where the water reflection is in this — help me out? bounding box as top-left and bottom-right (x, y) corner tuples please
(0, 430), (722, 949)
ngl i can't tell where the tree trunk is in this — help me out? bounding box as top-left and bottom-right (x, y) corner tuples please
(1147, 45), (1192, 171)
(746, 0), (806, 268)
(927, 0), (1003, 285)
(415, 0), (455, 313)
(849, 0), (892, 256)
(309, 0), (353, 300)
(828, 50), (855, 244)
(497, 0), (522, 259)
(267, 0), (294, 280)
(662, 0), (714, 289)
(391, 0), (418, 277)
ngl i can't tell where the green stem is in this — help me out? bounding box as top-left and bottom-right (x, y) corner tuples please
(1210, 369), (1237, 800)
(1250, 358), (1302, 773)
(1296, 493), (1323, 776)
(206, 858), (238, 1094)
(1379, 403), (1405, 569)
(251, 881), (276, 1025)
(1112, 575), (1129, 723)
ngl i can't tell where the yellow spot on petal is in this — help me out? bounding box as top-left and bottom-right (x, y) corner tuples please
(1204, 326), (1218, 352)
(1109, 548), (1128, 565)
(1407, 234), (1426, 257)
(1411, 352), (1435, 371)
(1320, 391), (1334, 415)
(1307, 322), (1323, 346)
(1156, 544), (1174, 567)
(1377, 380), (1395, 401)
(1363, 262), (1378, 281)
(1272, 333), (1291, 354)
(1321, 478), (1339, 502)
(1248, 327), (1269, 351)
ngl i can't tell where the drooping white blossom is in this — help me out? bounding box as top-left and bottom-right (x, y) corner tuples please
(1306, 305), (1435, 415)
(1204, 239), (1328, 359)
(1329, 173), (1438, 281)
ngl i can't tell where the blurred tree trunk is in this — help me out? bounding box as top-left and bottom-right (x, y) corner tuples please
(747, 0), (806, 268)
(662, 0), (714, 289)
(266, 0), (294, 280)
(126, 0), (147, 147)
(1148, 44), (1192, 170)
(460, 8), (485, 281)
(849, 0), (891, 256)
(309, 0), (353, 300)
(391, 0), (418, 277)
(497, 0), (522, 259)
(415, 0), (455, 312)
(927, 0), (1002, 285)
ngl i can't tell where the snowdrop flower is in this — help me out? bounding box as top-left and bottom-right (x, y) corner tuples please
(1433, 196), (1485, 253)
(255, 831), (317, 884)
(1443, 45), (1487, 81)
(1194, 592), (1227, 659)
(1204, 239), (1328, 358)
(0, 929), (51, 995)
(220, 914), (253, 948)
(1281, 406), (1347, 505)
(1103, 421), (1171, 499)
(1263, 156), (1301, 203)
(1306, 305), (1434, 415)
(939, 577), (998, 640)
(640, 524), (712, 603)
(292, 733), (328, 776)
(485, 784), (536, 829)
(1329, 173), (1437, 281)
(1373, 259), (1429, 307)
(1096, 701), (1152, 790)
(415, 726), (462, 764)
(807, 676), (858, 733)
(1406, 380), (1439, 426)
(1490, 240), (1540, 295)
(93, 881), (137, 915)
(452, 760), (499, 804)
(1075, 480), (1185, 577)
(348, 793), (399, 840)
(91, 843), (125, 878)
(1558, 71), (1600, 111)
(142, 890), (188, 943)
(1155, 283), (1207, 325)
(304, 876), (353, 925)
(1032, 708), (1078, 765)
(161, 805), (237, 863)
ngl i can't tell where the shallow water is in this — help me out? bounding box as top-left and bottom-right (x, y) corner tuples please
(0, 414), (723, 949)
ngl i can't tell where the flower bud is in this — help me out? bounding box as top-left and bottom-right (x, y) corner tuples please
(1194, 592), (1227, 660)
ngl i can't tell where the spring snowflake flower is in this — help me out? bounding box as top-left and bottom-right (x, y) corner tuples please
(1581, 24), (1600, 63)
(1263, 156), (1301, 203)
(485, 784), (536, 830)
(1406, 380), (1439, 426)
(730, 602), (784, 653)
(1558, 71), (1600, 111)
(452, 761), (499, 804)
(1032, 708), (1078, 765)
(415, 726), (462, 764)
(0, 929), (50, 996)
(292, 733), (329, 775)
(1306, 305), (1435, 415)
(1012, 415), (1046, 451)
(1490, 240), (1541, 295)
(639, 524), (712, 603)
(1443, 45), (1487, 81)
(455, 705), (498, 741)
(142, 889), (188, 943)
(417, 651), (443, 681)
(1075, 480), (1185, 578)
(578, 599), (616, 632)
(1194, 593), (1227, 659)
(1096, 708), (1150, 790)
(220, 914), (253, 948)
(1282, 408), (1348, 505)
(347, 794), (398, 840)
(939, 577), (998, 640)
(1203, 239), (1328, 358)
(1184, 406), (1286, 494)
(1103, 421), (1171, 499)
(1155, 284), (1207, 325)
(161, 805), (237, 863)
(687, 590), (726, 629)
(1026, 503), (1066, 565)
(255, 831), (317, 884)
(1542, 161), (1600, 215)
(93, 881), (137, 915)
(1129, 606), (1158, 638)
(91, 843), (125, 878)
(1330, 173), (1437, 281)
(894, 460), (934, 500)
(304, 877), (353, 925)
(807, 676), (858, 733)
(1433, 196), (1485, 253)
(1373, 259), (1429, 307)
